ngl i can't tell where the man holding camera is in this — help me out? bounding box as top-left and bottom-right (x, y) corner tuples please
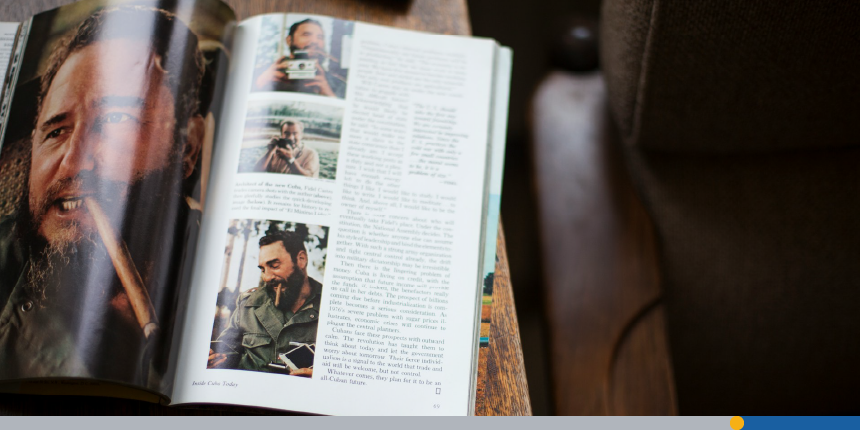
(256, 120), (320, 178)
(253, 18), (346, 98)
(208, 230), (321, 376)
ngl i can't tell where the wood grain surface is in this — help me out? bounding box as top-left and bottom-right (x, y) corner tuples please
(476, 222), (532, 416)
(531, 72), (676, 415)
(0, 0), (529, 416)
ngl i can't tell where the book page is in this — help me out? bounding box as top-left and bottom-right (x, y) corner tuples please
(172, 15), (500, 415)
(0, 22), (19, 134)
(0, 0), (235, 399)
(472, 45), (512, 414)
(0, 22), (19, 96)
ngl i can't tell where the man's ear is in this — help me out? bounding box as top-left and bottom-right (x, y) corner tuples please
(285, 36), (292, 53)
(183, 114), (205, 178)
(297, 250), (308, 271)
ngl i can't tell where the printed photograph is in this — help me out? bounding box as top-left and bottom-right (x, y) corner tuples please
(0, 0), (234, 391)
(208, 220), (328, 377)
(251, 14), (354, 99)
(238, 99), (342, 180)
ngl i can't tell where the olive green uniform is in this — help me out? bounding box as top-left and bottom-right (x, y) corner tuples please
(0, 262), (94, 378)
(0, 205), (200, 388)
(212, 278), (322, 372)
(0, 216), (141, 381)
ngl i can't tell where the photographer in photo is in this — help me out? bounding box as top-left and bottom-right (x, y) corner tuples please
(256, 119), (320, 178)
(253, 18), (346, 98)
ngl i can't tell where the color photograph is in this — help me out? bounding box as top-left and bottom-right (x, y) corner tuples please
(238, 99), (342, 180)
(251, 14), (354, 99)
(209, 219), (328, 377)
(0, 0), (234, 391)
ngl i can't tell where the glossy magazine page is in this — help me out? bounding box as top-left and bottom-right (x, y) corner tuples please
(0, 0), (235, 400)
(171, 15), (506, 415)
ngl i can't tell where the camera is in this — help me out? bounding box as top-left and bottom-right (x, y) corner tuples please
(280, 50), (316, 79)
(272, 137), (293, 149)
(268, 343), (315, 372)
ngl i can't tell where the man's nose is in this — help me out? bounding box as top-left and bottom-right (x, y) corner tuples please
(57, 128), (97, 178)
(261, 270), (273, 282)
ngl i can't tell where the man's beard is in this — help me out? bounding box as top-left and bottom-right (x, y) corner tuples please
(22, 162), (186, 305)
(29, 171), (134, 249)
(267, 269), (306, 311)
(25, 226), (109, 305)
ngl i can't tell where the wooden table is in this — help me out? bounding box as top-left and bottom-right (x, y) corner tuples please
(0, 0), (530, 415)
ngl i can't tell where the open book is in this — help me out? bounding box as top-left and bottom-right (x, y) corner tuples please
(0, 0), (511, 416)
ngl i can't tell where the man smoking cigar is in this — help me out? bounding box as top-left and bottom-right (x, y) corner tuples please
(0, 6), (206, 387)
(208, 230), (322, 377)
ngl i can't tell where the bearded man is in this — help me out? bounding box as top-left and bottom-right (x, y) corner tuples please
(255, 119), (320, 177)
(253, 18), (346, 98)
(208, 230), (321, 377)
(0, 5), (206, 388)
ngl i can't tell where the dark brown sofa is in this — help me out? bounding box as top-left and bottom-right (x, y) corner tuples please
(534, 0), (860, 415)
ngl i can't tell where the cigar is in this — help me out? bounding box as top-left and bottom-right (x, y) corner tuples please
(274, 284), (281, 307)
(84, 197), (159, 340)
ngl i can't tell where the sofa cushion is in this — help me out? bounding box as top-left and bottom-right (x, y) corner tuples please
(625, 145), (860, 414)
(601, 0), (860, 153)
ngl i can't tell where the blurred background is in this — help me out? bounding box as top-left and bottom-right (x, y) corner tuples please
(467, 0), (601, 415)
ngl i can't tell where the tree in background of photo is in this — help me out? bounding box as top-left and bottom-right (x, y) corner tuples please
(211, 219), (328, 340)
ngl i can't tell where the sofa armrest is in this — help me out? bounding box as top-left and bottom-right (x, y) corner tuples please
(531, 71), (676, 415)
